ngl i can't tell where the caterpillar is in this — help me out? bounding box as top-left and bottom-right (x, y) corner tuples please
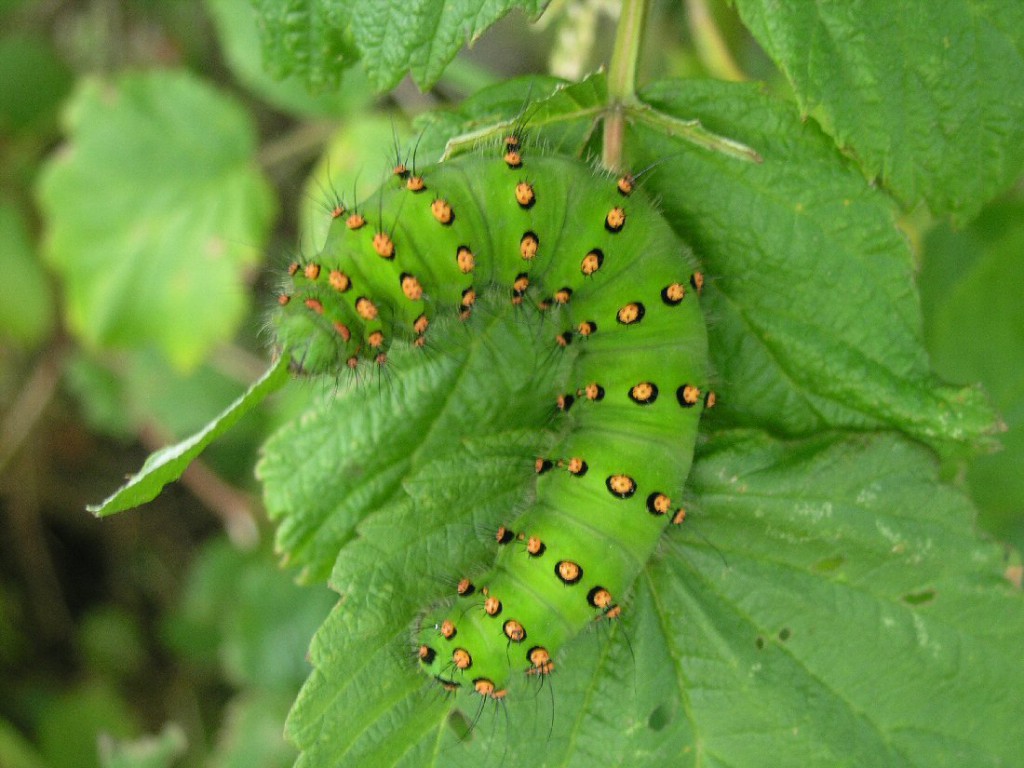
(273, 138), (712, 700)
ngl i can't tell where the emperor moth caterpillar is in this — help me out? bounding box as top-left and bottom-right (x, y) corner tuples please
(273, 139), (712, 700)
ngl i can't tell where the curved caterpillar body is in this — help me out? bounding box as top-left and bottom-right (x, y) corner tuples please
(274, 141), (712, 700)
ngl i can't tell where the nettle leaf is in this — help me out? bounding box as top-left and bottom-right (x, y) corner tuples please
(633, 79), (996, 451)
(89, 357), (289, 517)
(250, 0), (360, 93)
(732, 0), (1024, 221)
(347, 0), (549, 90)
(256, 75), (1017, 766)
(259, 301), (571, 583)
(36, 70), (276, 370)
(278, 427), (1023, 767)
(252, 0), (549, 92)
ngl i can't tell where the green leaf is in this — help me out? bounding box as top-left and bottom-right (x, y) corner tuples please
(249, 0), (361, 92)
(207, 0), (373, 117)
(632, 79), (996, 451)
(259, 297), (570, 582)
(0, 202), (55, 347)
(920, 194), (1024, 549)
(732, 0), (1024, 221)
(347, 0), (549, 90)
(282, 430), (1023, 767)
(36, 70), (276, 370)
(88, 356), (289, 517)
(251, 0), (549, 93)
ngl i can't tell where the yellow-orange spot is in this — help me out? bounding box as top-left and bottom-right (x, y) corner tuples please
(663, 282), (685, 304)
(581, 249), (603, 275)
(368, 331), (384, 349)
(617, 302), (644, 324)
(648, 493), (672, 515)
(440, 620), (456, 639)
(691, 271), (705, 295)
(556, 560), (582, 583)
(277, 294), (290, 306)
(346, 213), (365, 230)
(461, 289), (476, 308)
(520, 232), (539, 260)
(607, 474), (636, 498)
(554, 288), (572, 304)
(431, 198), (453, 224)
(504, 150), (521, 168)
(528, 647), (551, 674)
(452, 648), (472, 670)
(304, 298), (323, 314)
(355, 297), (378, 321)
(413, 314), (429, 334)
(631, 382), (656, 403)
(407, 175), (425, 192)
(503, 620), (526, 642)
(484, 596), (502, 616)
(679, 384), (701, 406)
(617, 174), (634, 196)
(328, 269), (350, 292)
(578, 321), (595, 336)
(515, 181), (535, 207)
(304, 263), (320, 280)
(373, 232), (394, 259)
(400, 274), (423, 301)
(456, 246), (475, 273)
(333, 322), (351, 342)
(606, 206), (626, 231)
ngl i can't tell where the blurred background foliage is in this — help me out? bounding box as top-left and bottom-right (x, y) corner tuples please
(0, 0), (1019, 766)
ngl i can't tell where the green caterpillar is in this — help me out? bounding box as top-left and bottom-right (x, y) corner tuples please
(273, 138), (712, 700)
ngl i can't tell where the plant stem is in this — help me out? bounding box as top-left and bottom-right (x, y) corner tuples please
(603, 0), (649, 171)
(687, 0), (746, 82)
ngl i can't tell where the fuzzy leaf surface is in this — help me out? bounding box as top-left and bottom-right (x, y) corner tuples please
(251, 0), (548, 92)
(280, 426), (1023, 767)
(633, 79), (995, 451)
(732, 0), (1024, 220)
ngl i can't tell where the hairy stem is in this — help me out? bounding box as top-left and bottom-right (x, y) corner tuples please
(603, 0), (649, 171)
